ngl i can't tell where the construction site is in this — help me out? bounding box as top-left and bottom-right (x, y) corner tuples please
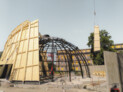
(0, 19), (108, 92)
(0, 19), (122, 92)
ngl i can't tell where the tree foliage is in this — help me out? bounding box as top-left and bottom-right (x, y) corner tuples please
(87, 30), (115, 65)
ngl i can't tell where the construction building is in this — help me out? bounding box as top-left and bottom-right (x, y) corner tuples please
(0, 20), (90, 83)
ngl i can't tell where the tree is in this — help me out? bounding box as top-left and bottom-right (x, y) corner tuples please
(87, 30), (115, 65)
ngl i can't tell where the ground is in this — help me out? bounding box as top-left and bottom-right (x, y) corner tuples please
(0, 75), (107, 92)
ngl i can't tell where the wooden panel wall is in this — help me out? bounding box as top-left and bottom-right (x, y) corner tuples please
(0, 20), (40, 81)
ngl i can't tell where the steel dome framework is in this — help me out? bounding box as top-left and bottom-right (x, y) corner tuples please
(39, 36), (90, 81)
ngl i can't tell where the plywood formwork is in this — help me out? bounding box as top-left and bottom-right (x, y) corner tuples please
(0, 20), (40, 82)
(94, 25), (100, 52)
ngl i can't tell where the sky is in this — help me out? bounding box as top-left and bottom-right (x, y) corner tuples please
(0, 0), (123, 51)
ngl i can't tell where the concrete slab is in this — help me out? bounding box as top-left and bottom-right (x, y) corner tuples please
(104, 51), (122, 92)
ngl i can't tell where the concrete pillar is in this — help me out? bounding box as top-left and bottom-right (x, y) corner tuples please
(117, 53), (123, 91)
(104, 51), (122, 92)
(94, 26), (100, 52)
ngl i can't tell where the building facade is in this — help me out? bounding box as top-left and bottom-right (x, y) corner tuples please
(56, 43), (123, 71)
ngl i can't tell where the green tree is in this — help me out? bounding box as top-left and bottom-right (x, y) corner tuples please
(87, 30), (115, 65)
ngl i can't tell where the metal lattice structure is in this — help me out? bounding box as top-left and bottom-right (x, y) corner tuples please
(39, 35), (90, 81)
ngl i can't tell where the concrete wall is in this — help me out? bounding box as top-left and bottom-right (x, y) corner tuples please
(82, 65), (106, 77)
(117, 53), (123, 91)
(88, 65), (106, 75)
(104, 51), (122, 92)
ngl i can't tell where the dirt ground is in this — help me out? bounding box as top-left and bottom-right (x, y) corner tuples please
(0, 76), (107, 92)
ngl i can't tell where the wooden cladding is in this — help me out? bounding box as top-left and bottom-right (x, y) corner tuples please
(0, 20), (40, 81)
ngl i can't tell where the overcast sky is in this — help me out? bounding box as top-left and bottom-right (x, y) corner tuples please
(0, 0), (123, 51)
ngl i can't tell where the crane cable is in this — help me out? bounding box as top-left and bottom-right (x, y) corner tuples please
(94, 0), (96, 26)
